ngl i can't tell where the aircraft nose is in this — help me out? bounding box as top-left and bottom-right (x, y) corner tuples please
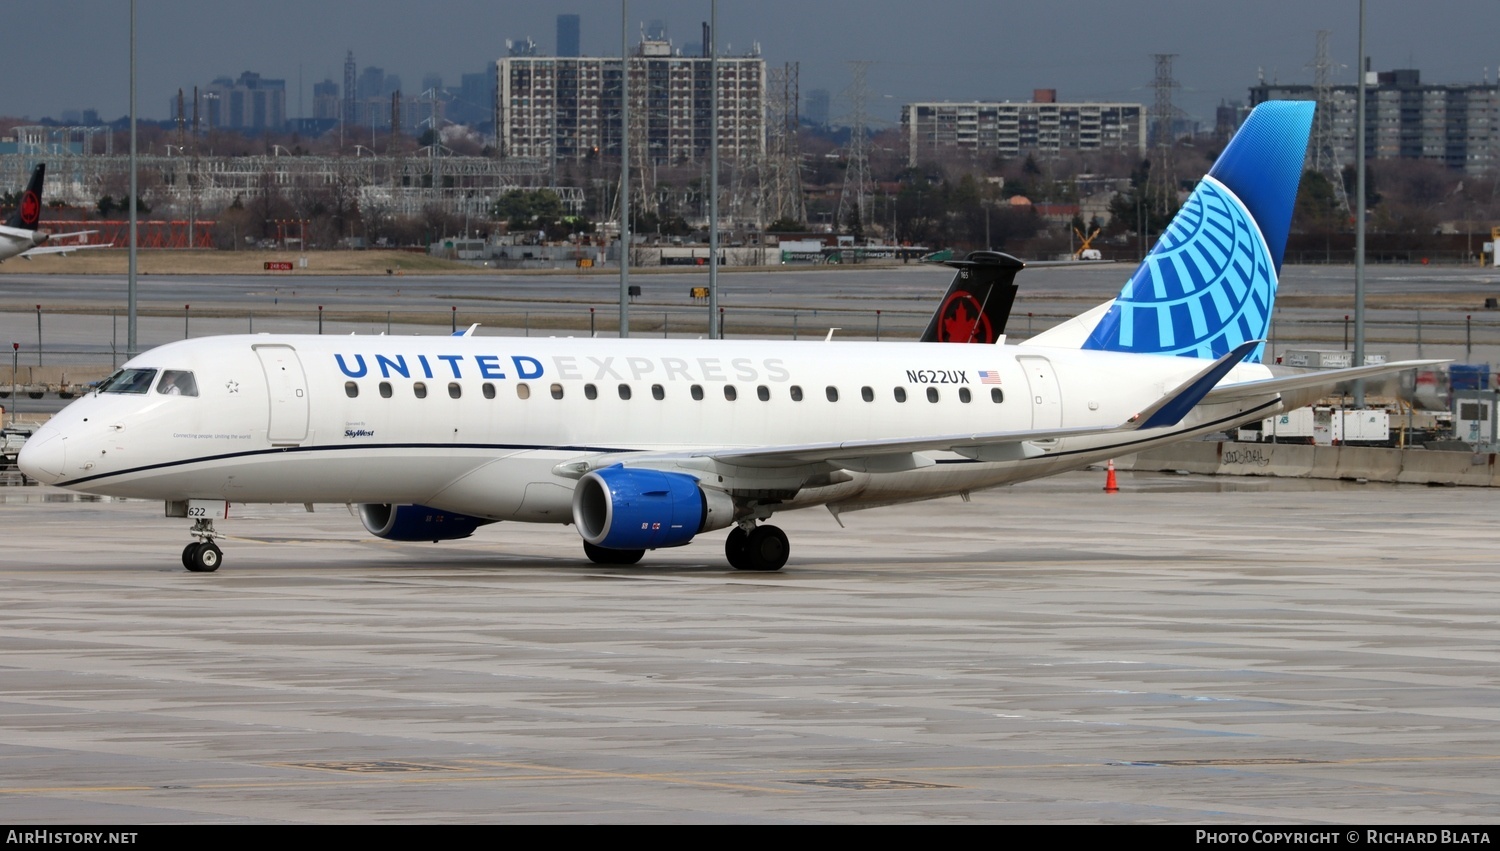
(17, 429), (65, 483)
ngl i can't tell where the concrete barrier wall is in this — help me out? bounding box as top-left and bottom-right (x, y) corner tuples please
(1220, 442), (1316, 478)
(1334, 445), (1404, 482)
(1126, 440), (1500, 488)
(1130, 441), (1221, 474)
(0, 365), (111, 393)
(1396, 449), (1495, 487)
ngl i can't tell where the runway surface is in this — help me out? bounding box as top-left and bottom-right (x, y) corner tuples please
(2, 471), (1497, 823)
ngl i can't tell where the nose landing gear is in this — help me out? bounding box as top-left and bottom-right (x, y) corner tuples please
(182, 518), (223, 573)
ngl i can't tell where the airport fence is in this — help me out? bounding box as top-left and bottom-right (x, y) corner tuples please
(5, 303), (1500, 396)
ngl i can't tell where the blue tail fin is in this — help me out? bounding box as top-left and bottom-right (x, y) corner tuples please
(1082, 101), (1315, 363)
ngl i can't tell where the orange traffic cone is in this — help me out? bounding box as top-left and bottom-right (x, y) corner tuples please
(1103, 459), (1119, 494)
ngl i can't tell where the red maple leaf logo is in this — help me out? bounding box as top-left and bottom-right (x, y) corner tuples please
(20, 191), (39, 227)
(938, 292), (993, 343)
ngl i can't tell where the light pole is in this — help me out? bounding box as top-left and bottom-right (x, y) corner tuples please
(618, 0), (632, 338)
(707, 0), (720, 338)
(1354, 0), (1367, 405)
(127, 0), (138, 358)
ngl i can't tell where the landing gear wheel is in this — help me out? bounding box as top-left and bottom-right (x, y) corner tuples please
(582, 541), (645, 565)
(182, 541), (202, 570)
(736, 525), (789, 572)
(186, 541), (222, 573)
(725, 526), (752, 570)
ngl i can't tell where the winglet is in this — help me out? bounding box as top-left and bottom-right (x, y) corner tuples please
(1129, 340), (1260, 430)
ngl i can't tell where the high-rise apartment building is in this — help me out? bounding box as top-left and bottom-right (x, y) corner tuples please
(196, 71), (287, 131)
(556, 14), (580, 57)
(901, 97), (1145, 166)
(497, 37), (764, 165)
(1250, 67), (1500, 174)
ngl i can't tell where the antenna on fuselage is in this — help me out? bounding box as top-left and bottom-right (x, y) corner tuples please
(824, 328), (840, 341)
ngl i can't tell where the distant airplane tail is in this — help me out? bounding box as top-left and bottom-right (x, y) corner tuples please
(1076, 101), (1315, 363)
(6, 163), (45, 231)
(920, 250), (1025, 344)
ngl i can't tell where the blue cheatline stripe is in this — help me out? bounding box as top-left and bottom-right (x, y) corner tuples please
(56, 442), (634, 489)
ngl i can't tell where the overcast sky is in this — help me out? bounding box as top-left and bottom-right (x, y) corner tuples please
(3, 1), (1496, 127)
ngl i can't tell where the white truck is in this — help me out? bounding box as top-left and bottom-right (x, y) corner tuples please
(1253, 407), (1391, 446)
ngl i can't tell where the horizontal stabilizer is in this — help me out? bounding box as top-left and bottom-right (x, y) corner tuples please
(1203, 359), (1450, 404)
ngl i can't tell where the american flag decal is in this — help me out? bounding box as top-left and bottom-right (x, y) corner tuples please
(978, 370), (1003, 385)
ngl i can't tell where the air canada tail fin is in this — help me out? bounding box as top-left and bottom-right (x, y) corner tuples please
(1079, 101), (1315, 363)
(920, 250), (1025, 344)
(6, 163), (45, 231)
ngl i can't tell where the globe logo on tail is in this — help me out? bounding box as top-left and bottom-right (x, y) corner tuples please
(1083, 175), (1276, 362)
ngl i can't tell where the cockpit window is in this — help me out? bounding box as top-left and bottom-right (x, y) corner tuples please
(156, 370), (199, 397)
(98, 368), (158, 395)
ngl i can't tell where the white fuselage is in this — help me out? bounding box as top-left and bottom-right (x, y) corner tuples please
(22, 334), (1283, 522)
(0, 223), (45, 261)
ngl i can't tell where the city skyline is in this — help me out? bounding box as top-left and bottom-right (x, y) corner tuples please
(1, 0), (1496, 129)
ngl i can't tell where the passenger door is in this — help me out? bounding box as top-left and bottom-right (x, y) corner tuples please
(254, 344), (310, 445)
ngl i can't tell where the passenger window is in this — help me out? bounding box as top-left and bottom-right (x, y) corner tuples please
(380, 381), (393, 398)
(550, 383), (564, 400)
(790, 385), (803, 402)
(652, 384), (665, 400)
(482, 383), (495, 399)
(927, 387), (939, 403)
(959, 387), (971, 403)
(861, 386), (873, 402)
(157, 370), (199, 397)
(894, 387), (907, 403)
(344, 381), (359, 398)
(618, 384), (632, 400)
(414, 382), (428, 399)
(585, 383), (598, 400)
(690, 384), (704, 401)
(517, 383), (531, 400)
(449, 382), (462, 399)
(826, 386), (838, 402)
(757, 385), (770, 401)
(724, 385), (738, 401)
(991, 388), (1004, 403)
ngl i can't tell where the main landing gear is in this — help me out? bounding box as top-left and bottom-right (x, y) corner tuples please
(578, 523), (790, 571)
(181, 518), (223, 573)
(582, 540), (645, 565)
(725, 523), (789, 572)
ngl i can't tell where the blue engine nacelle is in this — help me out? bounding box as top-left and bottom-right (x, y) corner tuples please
(572, 466), (735, 551)
(358, 503), (493, 542)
